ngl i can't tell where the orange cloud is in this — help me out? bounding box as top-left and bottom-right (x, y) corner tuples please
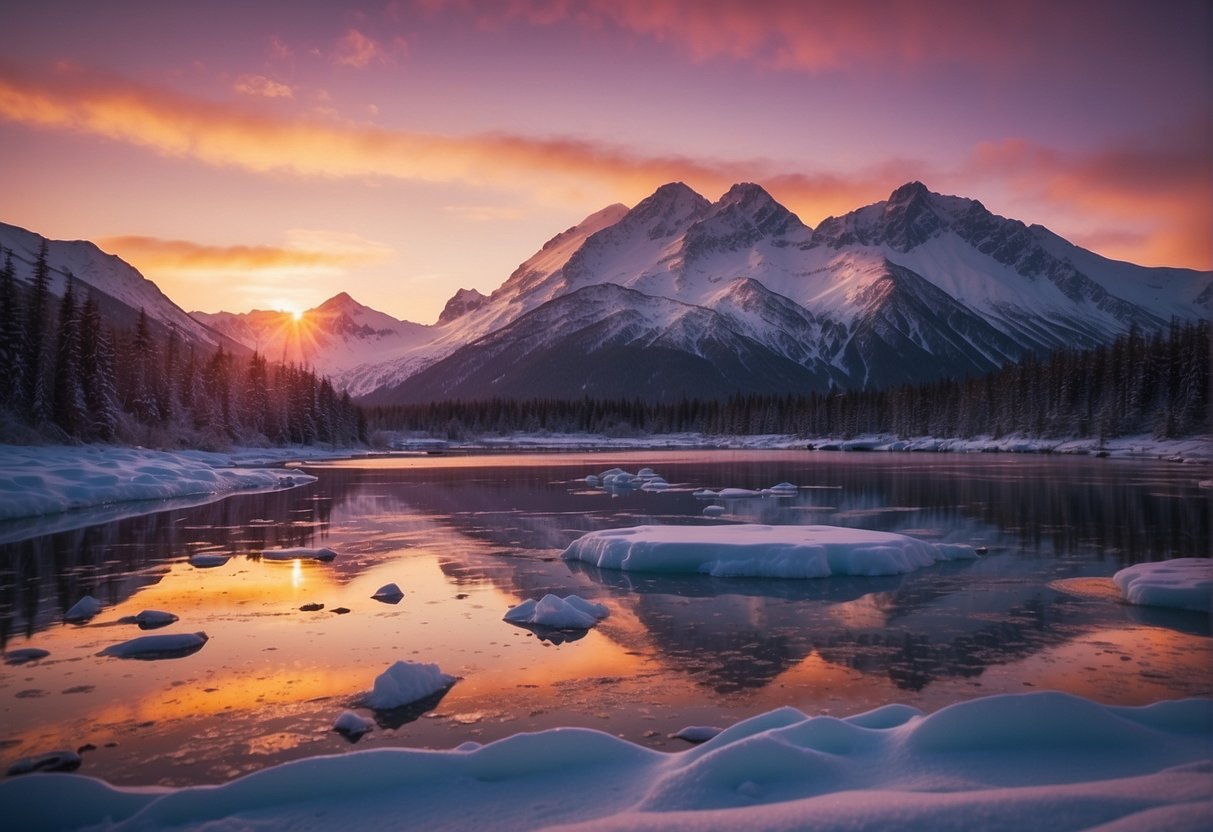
(424, 0), (1106, 74)
(332, 28), (398, 68)
(233, 74), (293, 99)
(97, 232), (392, 273)
(965, 127), (1212, 269)
(1, 66), (1207, 270)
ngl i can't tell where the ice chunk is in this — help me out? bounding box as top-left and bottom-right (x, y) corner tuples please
(1113, 558), (1212, 612)
(693, 489), (718, 498)
(260, 547), (337, 562)
(763, 482), (799, 496)
(3, 648), (49, 665)
(563, 524), (976, 578)
(64, 595), (102, 623)
(371, 583), (404, 604)
(363, 661), (456, 710)
(718, 488), (762, 498)
(99, 632), (209, 660)
(503, 594), (609, 629)
(702, 505), (725, 517)
(332, 710), (374, 738)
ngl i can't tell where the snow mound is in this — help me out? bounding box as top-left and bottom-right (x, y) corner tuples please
(371, 583), (404, 603)
(98, 632), (209, 660)
(1113, 558), (1212, 612)
(0, 444), (317, 524)
(64, 596), (102, 623)
(260, 547), (337, 562)
(563, 524), (976, 578)
(504, 594), (609, 629)
(671, 726), (722, 744)
(332, 711), (374, 738)
(363, 661), (456, 710)
(6, 693), (1208, 831)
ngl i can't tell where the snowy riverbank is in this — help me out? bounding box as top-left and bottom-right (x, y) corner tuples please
(393, 431), (1212, 462)
(3, 691), (1208, 831)
(0, 444), (355, 525)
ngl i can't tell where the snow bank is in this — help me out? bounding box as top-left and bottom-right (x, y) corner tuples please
(362, 661), (456, 710)
(563, 524), (976, 578)
(4, 692), (1208, 831)
(0, 444), (318, 524)
(1113, 559), (1212, 613)
(97, 632), (208, 660)
(504, 594), (609, 629)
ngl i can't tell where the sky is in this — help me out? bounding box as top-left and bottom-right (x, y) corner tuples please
(0, 0), (1208, 324)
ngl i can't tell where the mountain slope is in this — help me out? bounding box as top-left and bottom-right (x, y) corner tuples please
(0, 221), (242, 353)
(359, 181), (1209, 404)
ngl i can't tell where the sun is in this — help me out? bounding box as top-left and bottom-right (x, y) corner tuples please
(290, 308), (304, 323)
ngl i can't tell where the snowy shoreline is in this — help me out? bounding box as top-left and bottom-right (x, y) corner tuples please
(3, 691), (1208, 831)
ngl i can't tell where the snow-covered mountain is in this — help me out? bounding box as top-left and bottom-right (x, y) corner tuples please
(360, 181), (1210, 404)
(0, 221), (243, 354)
(191, 292), (432, 386)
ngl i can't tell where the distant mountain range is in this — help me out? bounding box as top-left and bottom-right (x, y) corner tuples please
(4, 182), (1209, 404)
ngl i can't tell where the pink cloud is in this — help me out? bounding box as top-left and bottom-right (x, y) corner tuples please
(332, 28), (397, 69)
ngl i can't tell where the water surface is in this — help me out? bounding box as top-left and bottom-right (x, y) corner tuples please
(1, 451), (1208, 786)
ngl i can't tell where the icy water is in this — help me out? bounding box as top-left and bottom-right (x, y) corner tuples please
(1, 451), (1209, 787)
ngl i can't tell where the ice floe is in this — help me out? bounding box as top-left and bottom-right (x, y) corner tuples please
(702, 505), (725, 517)
(1113, 558), (1212, 612)
(259, 547), (337, 562)
(63, 596), (102, 623)
(0, 444), (318, 524)
(4, 692), (1208, 831)
(362, 661), (456, 710)
(503, 594), (609, 630)
(98, 632), (209, 660)
(563, 524), (976, 578)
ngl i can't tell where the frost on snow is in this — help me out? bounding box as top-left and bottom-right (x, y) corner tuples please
(362, 661), (456, 710)
(64, 596), (102, 623)
(6, 692), (1208, 831)
(259, 547), (337, 562)
(98, 632), (209, 660)
(563, 524), (976, 578)
(1113, 558), (1212, 612)
(503, 594), (609, 630)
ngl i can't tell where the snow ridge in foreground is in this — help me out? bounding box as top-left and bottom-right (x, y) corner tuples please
(562, 524), (976, 578)
(3, 692), (1208, 832)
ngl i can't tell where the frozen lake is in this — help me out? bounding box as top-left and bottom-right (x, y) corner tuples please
(1, 451), (1208, 786)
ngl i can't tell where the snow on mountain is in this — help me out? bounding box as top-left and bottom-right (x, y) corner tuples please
(191, 292), (433, 392)
(0, 221), (233, 350)
(358, 181), (1209, 403)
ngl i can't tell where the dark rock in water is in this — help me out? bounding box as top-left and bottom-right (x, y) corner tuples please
(117, 610), (179, 630)
(77, 743), (97, 754)
(300, 603), (325, 612)
(6, 750), (82, 776)
(98, 632), (209, 660)
(371, 583), (404, 604)
(332, 607), (351, 615)
(4, 648), (49, 665)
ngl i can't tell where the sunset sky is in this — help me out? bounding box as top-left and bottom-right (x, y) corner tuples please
(1, 0), (1208, 324)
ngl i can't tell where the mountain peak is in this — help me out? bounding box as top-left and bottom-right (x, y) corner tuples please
(623, 182), (712, 240)
(438, 287), (488, 325)
(888, 181), (931, 204)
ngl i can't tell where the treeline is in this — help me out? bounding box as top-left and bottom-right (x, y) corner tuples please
(0, 243), (365, 448)
(366, 319), (1208, 441)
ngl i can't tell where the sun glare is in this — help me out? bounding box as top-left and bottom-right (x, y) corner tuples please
(290, 308), (304, 322)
